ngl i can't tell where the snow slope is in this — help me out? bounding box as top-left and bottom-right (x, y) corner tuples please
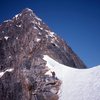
(43, 55), (100, 100)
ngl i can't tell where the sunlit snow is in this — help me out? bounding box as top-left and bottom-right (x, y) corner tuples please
(39, 27), (43, 30)
(43, 55), (100, 100)
(35, 16), (42, 21)
(16, 24), (21, 28)
(4, 20), (11, 23)
(45, 30), (55, 37)
(26, 8), (33, 12)
(0, 68), (14, 78)
(35, 38), (41, 42)
(15, 14), (19, 19)
(4, 36), (9, 40)
(33, 26), (37, 29)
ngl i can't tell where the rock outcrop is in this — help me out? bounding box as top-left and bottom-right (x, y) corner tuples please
(0, 8), (86, 100)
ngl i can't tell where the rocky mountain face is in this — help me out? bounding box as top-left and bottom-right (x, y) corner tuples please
(0, 8), (86, 100)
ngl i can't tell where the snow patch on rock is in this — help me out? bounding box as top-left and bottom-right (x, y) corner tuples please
(34, 26), (38, 30)
(45, 30), (55, 37)
(35, 38), (41, 42)
(35, 16), (42, 21)
(4, 36), (9, 40)
(4, 20), (12, 23)
(16, 24), (22, 28)
(0, 68), (14, 78)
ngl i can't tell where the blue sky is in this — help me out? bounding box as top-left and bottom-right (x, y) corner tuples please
(0, 0), (100, 67)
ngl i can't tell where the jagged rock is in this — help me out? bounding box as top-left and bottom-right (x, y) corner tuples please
(0, 8), (86, 100)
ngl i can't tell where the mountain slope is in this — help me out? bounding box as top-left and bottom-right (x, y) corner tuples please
(43, 55), (100, 100)
(0, 8), (86, 69)
(0, 8), (87, 100)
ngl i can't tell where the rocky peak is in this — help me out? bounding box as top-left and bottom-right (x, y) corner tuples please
(0, 8), (86, 100)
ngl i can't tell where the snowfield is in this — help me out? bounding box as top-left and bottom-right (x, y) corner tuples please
(43, 55), (100, 100)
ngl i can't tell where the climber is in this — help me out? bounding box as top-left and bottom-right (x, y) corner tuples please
(51, 71), (55, 78)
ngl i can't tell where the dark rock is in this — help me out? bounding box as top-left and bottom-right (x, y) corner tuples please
(0, 8), (86, 100)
